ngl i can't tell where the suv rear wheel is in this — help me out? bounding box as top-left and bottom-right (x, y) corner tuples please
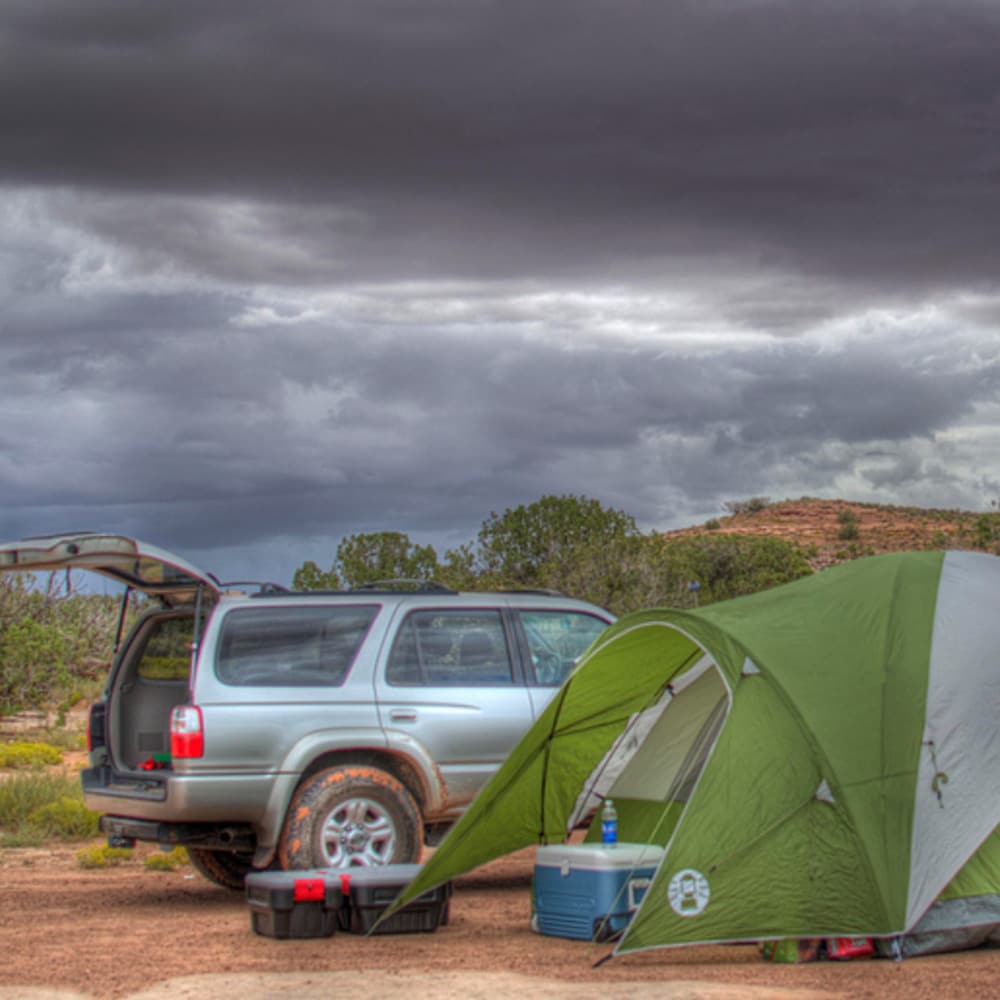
(277, 765), (422, 869)
(186, 847), (255, 890)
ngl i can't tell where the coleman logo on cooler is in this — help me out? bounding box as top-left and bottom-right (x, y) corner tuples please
(667, 868), (710, 917)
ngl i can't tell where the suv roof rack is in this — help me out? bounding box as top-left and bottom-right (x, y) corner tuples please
(219, 580), (291, 595)
(495, 588), (566, 597)
(350, 579), (456, 594)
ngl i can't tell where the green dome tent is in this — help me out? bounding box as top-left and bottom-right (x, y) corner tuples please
(394, 550), (1000, 955)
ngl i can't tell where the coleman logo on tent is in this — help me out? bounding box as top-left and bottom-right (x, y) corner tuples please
(668, 868), (710, 917)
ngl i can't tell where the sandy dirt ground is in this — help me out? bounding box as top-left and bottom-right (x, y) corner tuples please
(1, 842), (1000, 1000)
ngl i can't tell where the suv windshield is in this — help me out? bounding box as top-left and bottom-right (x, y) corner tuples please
(216, 605), (379, 687)
(520, 609), (608, 685)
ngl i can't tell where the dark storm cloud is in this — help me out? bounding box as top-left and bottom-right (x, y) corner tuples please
(2, 1), (999, 583)
(3, 1), (1000, 291)
(1, 284), (995, 577)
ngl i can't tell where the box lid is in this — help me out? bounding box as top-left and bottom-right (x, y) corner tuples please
(535, 843), (665, 871)
(339, 863), (424, 888)
(245, 869), (334, 891)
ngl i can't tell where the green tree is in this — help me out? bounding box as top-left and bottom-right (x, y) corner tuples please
(336, 532), (439, 587)
(435, 543), (478, 591)
(0, 575), (118, 715)
(0, 618), (69, 716)
(293, 532), (441, 590)
(651, 534), (813, 607)
(291, 560), (341, 591)
(475, 495), (638, 589)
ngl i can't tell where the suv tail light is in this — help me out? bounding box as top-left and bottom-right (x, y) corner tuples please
(170, 705), (204, 759)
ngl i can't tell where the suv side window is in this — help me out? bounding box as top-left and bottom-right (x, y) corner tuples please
(519, 610), (608, 686)
(386, 609), (514, 686)
(216, 605), (379, 687)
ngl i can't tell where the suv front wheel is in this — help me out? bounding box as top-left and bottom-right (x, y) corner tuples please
(277, 765), (423, 869)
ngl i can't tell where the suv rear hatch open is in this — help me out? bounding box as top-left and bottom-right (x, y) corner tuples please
(0, 531), (222, 769)
(0, 532), (221, 609)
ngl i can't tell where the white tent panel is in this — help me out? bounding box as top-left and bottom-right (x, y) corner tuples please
(565, 654), (717, 828)
(907, 551), (1000, 928)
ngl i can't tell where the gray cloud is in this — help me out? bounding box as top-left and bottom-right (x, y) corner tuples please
(4, 2), (1000, 290)
(1, 1), (999, 584)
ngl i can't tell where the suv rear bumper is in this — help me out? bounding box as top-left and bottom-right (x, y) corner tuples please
(98, 815), (256, 851)
(81, 765), (272, 825)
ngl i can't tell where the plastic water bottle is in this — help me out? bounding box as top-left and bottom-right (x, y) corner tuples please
(601, 798), (618, 846)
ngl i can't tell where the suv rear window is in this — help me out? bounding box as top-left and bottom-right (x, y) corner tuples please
(386, 609), (513, 686)
(136, 615), (196, 681)
(215, 605), (379, 687)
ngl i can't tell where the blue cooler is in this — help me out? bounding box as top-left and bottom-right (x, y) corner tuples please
(533, 843), (664, 941)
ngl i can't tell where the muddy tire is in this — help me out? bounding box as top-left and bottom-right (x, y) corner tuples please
(186, 847), (255, 891)
(277, 766), (423, 870)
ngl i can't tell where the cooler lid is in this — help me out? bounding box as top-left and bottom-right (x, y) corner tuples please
(535, 843), (665, 871)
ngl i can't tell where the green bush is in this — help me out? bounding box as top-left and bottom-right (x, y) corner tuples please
(0, 741), (64, 769)
(837, 510), (860, 541)
(0, 619), (69, 715)
(653, 534), (813, 608)
(722, 497), (772, 515)
(144, 847), (189, 871)
(0, 575), (122, 716)
(26, 797), (100, 840)
(0, 771), (82, 833)
(975, 514), (998, 549)
(41, 729), (87, 752)
(76, 845), (134, 869)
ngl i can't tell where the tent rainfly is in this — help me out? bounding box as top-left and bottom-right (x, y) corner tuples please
(393, 550), (1000, 956)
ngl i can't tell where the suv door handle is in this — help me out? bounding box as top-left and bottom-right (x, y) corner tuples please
(389, 709), (418, 723)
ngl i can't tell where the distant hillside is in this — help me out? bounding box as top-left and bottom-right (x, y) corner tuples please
(665, 497), (1000, 571)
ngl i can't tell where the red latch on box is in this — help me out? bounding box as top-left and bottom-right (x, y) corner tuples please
(827, 937), (874, 960)
(293, 878), (325, 902)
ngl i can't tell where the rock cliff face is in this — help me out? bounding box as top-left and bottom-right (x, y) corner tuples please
(664, 497), (1000, 570)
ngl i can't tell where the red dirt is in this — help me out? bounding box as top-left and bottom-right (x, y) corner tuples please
(1, 841), (999, 1000)
(667, 497), (994, 569)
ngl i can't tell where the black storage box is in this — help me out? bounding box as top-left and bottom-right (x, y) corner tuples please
(340, 863), (452, 935)
(245, 870), (343, 939)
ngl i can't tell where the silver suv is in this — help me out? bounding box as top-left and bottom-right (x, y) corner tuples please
(0, 533), (612, 888)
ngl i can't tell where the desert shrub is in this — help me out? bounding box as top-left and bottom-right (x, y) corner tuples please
(76, 845), (134, 869)
(0, 741), (64, 769)
(144, 847), (189, 871)
(647, 534), (813, 608)
(722, 497), (772, 516)
(837, 510), (860, 541)
(703, 519), (721, 531)
(974, 514), (998, 549)
(26, 797), (100, 840)
(0, 575), (122, 716)
(0, 771), (81, 831)
(0, 619), (69, 716)
(41, 729), (88, 752)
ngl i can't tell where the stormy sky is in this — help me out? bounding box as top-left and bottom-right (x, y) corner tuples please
(2, 0), (999, 585)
